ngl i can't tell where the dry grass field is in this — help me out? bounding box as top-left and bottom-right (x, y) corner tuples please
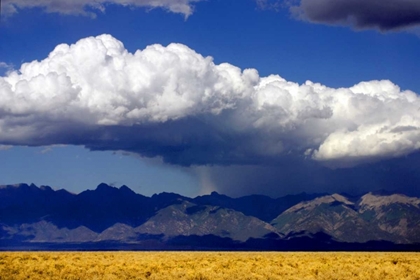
(0, 251), (419, 280)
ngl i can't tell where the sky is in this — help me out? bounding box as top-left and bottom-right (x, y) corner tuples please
(1, 0), (420, 198)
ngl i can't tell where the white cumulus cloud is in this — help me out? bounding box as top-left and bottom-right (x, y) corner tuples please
(1, 34), (420, 167)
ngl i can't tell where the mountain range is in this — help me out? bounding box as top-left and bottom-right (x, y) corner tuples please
(1, 183), (420, 251)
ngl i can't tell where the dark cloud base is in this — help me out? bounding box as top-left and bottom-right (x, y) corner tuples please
(6, 117), (420, 198)
(204, 152), (420, 198)
(16, 115), (296, 167)
(263, 0), (420, 31)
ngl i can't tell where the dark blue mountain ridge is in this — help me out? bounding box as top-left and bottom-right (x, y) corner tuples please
(0, 183), (324, 228)
(1, 183), (420, 250)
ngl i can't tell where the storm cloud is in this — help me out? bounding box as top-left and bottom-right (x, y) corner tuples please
(2, 0), (203, 18)
(260, 0), (420, 31)
(195, 153), (420, 197)
(1, 34), (420, 172)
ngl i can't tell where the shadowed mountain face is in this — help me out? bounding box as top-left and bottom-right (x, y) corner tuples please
(1, 183), (420, 250)
(192, 191), (326, 222)
(272, 193), (420, 243)
(136, 201), (279, 242)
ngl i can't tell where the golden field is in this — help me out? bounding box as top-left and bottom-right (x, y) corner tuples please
(0, 251), (419, 280)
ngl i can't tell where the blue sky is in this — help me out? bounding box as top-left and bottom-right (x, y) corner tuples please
(1, 0), (420, 197)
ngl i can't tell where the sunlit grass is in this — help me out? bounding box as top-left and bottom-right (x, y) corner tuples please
(0, 251), (419, 279)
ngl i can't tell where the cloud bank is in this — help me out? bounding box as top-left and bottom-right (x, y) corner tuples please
(259, 0), (420, 31)
(1, 34), (420, 169)
(2, 0), (202, 18)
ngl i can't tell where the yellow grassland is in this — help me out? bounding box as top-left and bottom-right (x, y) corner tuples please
(0, 251), (419, 280)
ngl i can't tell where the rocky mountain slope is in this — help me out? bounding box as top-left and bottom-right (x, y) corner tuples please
(358, 193), (420, 243)
(272, 193), (420, 243)
(1, 183), (419, 249)
(137, 201), (279, 241)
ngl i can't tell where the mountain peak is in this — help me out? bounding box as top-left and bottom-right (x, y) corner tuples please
(0, 183), (24, 189)
(119, 185), (135, 194)
(359, 192), (420, 210)
(370, 189), (395, 196)
(40, 185), (53, 192)
(95, 183), (116, 191)
(285, 194), (354, 213)
(153, 191), (182, 197)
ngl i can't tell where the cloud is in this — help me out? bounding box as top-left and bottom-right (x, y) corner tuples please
(259, 0), (420, 32)
(2, 0), (203, 18)
(194, 153), (420, 197)
(0, 145), (12, 151)
(39, 144), (67, 154)
(1, 34), (420, 170)
(0, 62), (13, 74)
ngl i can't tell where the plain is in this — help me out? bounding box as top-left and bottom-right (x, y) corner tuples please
(0, 251), (420, 280)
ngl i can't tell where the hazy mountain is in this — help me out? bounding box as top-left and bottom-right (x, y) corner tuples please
(137, 201), (279, 241)
(1, 183), (420, 250)
(358, 193), (420, 243)
(0, 183), (184, 232)
(192, 191), (325, 222)
(271, 194), (393, 242)
(272, 193), (420, 243)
